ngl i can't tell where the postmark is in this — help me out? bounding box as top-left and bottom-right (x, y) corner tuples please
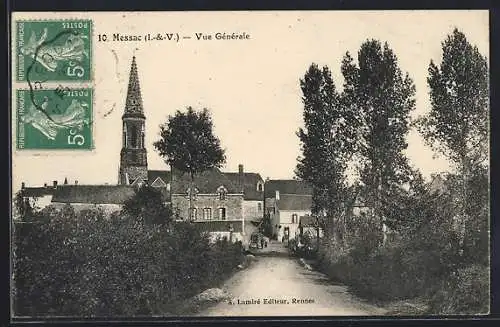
(16, 20), (92, 82)
(16, 87), (93, 150)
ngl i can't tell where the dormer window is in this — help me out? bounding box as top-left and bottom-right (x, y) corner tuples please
(217, 186), (227, 200)
(257, 182), (263, 192)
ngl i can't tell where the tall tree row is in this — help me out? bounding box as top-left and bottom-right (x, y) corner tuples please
(297, 40), (416, 245)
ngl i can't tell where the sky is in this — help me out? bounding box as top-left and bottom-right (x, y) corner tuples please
(11, 10), (489, 191)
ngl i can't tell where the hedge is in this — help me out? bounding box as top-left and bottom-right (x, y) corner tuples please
(13, 205), (243, 317)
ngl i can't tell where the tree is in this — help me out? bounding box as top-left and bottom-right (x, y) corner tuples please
(415, 29), (489, 254)
(122, 185), (172, 225)
(153, 107), (226, 219)
(341, 40), (416, 245)
(260, 211), (273, 238)
(296, 64), (357, 245)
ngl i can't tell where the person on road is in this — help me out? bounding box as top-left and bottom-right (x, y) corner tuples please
(260, 238), (264, 249)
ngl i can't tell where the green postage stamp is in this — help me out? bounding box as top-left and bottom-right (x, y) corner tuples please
(16, 20), (92, 82)
(16, 88), (93, 150)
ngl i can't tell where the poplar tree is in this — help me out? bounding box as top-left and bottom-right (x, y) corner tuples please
(416, 29), (489, 254)
(341, 40), (416, 244)
(296, 64), (356, 242)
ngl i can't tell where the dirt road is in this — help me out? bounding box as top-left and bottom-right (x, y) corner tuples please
(196, 242), (388, 316)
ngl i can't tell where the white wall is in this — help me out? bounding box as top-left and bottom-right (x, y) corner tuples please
(29, 195), (53, 211)
(280, 210), (310, 224)
(278, 209), (311, 240)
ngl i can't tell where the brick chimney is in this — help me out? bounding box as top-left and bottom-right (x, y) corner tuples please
(53, 180), (58, 188)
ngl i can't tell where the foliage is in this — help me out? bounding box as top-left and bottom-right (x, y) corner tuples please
(153, 107), (226, 178)
(296, 64), (353, 217)
(14, 190), (35, 219)
(415, 28), (489, 169)
(260, 212), (273, 238)
(13, 206), (243, 317)
(317, 170), (489, 313)
(153, 106), (226, 216)
(341, 40), (416, 219)
(428, 264), (489, 314)
(122, 184), (172, 225)
(415, 28), (489, 255)
(296, 32), (489, 316)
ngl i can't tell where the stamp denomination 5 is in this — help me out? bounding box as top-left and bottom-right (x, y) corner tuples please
(16, 88), (93, 150)
(16, 20), (92, 82)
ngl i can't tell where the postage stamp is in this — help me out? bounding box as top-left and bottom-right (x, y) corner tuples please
(16, 87), (93, 150)
(15, 20), (92, 82)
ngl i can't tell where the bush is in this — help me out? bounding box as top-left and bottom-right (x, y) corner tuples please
(429, 264), (489, 314)
(314, 170), (489, 314)
(13, 206), (243, 317)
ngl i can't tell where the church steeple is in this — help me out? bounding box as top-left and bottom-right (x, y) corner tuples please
(118, 56), (148, 186)
(123, 56), (145, 119)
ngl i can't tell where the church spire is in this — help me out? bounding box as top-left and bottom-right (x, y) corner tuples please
(123, 55), (145, 118)
(118, 55), (148, 186)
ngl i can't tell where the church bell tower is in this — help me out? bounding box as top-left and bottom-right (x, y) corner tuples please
(118, 56), (148, 185)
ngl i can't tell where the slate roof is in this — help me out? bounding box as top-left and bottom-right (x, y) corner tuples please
(277, 194), (312, 211)
(51, 185), (170, 204)
(171, 168), (241, 194)
(225, 172), (264, 201)
(148, 170), (171, 186)
(264, 179), (312, 198)
(51, 185), (135, 204)
(21, 187), (56, 197)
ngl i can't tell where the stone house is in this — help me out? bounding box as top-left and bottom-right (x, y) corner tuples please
(170, 164), (264, 244)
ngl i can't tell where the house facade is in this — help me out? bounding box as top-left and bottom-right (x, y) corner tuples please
(170, 165), (264, 244)
(264, 180), (313, 242)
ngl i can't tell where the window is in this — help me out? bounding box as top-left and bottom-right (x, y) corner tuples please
(292, 214), (298, 224)
(257, 183), (263, 192)
(217, 186), (227, 200)
(258, 202), (262, 211)
(203, 208), (212, 220)
(190, 208), (198, 220)
(130, 125), (138, 148)
(219, 207), (226, 220)
(122, 125), (127, 147)
(186, 187), (199, 200)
